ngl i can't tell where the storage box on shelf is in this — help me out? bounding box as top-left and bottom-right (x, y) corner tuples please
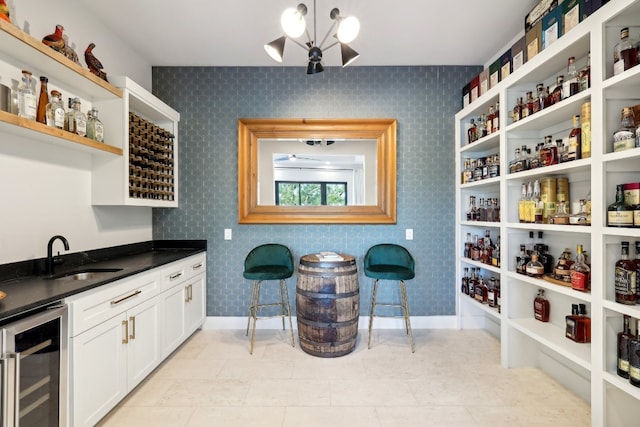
(0, 19), (123, 156)
(92, 76), (180, 207)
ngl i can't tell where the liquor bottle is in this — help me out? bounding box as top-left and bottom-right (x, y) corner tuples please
(17, 70), (37, 120)
(526, 231), (535, 256)
(36, 76), (49, 124)
(461, 267), (469, 294)
(470, 235), (481, 261)
(86, 107), (104, 142)
(526, 181), (535, 223)
(534, 289), (550, 322)
(535, 232), (555, 274)
(512, 98), (523, 122)
(607, 184), (633, 227)
(615, 241), (637, 305)
(613, 27), (638, 76)
(545, 85), (554, 108)
(532, 84), (543, 113)
(613, 107), (636, 152)
(569, 199), (589, 225)
(71, 98), (87, 137)
(467, 118), (477, 144)
(464, 232), (472, 258)
(516, 244), (529, 275)
(491, 236), (500, 267)
(566, 304), (580, 341)
(581, 102), (591, 159)
(525, 92), (535, 117)
(518, 183), (528, 223)
(552, 75), (564, 104)
(579, 52), (591, 92)
(566, 115), (581, 161)
(635, 241), (640, 302)
(563, 57), (580, 98)
(529, 143), (541, 169)
(533, 180), (543, 224)
(475, 274), (487, 303)
(45, 90), (65, 129)
(554, 248), (574, 283)
(570, 244), (590, 292)
(468, 267), (477, 299)
(65, 98), (75, 133)
(629, 318), (640, 387)
(492, 101), (500, 134)
(477, 114), (487, 138)
(478, 198), (487, 221)
(540, 135), (558, 166)
(486, 198), (495, 222)
(486, 106), (495, 136)
(487, 277), (498, 307)
(618, 315), (633, 379)
(577, 304), (591, 343)
(549, 201), (570, 225)
(526, 252), (545, 278)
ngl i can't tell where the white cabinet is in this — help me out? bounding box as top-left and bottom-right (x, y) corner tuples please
(66, 252), (207, 426)
(160, 253), (206, 357)
(454, 1), (640, 425)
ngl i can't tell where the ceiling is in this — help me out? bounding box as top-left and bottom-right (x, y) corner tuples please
(83, 0), (538, 68)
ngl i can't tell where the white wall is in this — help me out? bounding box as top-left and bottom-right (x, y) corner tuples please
(0, 0), (153, 263)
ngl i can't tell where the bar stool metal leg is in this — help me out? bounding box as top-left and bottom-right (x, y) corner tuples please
(280, 279), (295, 347)
(246, 280), (258, 336)
(368, 279), (379, 349)
(250, 281), (263, 355)
(400, 280), (415, 353)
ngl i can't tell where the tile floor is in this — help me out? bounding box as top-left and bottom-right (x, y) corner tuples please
(97, 328), (591, 427)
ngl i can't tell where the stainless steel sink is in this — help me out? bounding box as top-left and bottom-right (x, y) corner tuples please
(50, 268), (123, 281)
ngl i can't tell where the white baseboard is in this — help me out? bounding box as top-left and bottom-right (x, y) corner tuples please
(203, 315), (457, 330)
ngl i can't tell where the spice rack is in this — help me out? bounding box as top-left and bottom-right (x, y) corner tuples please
(455, 1), (640, 425)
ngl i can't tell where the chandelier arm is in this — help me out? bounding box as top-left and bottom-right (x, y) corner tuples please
(323, 40), (339, 52)
(288, 37), (309, 51)
(317, 20), (338, 50)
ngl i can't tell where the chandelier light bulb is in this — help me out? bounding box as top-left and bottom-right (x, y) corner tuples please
(336, 16), (360, 43)
(281, 6), (306, 38)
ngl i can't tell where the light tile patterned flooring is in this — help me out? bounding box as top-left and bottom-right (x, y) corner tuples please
(97, 329), (591, 427)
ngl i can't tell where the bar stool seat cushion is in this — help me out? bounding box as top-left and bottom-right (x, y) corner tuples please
(243, 265), (292, 280)
(364, 264), (414, 280)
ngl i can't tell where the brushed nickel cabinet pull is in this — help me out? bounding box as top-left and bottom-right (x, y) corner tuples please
(189, 284), (193, 301)
(111, 290), (142, 305)
(192, 262), (203, 270)
(130, 316), (136, 340)
(169, 272), (183, 280)
(122, 320), (129, 344)
(184, 284), (190, 303)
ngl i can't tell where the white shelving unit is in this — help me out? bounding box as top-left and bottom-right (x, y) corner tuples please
(455, 1), (640, 425)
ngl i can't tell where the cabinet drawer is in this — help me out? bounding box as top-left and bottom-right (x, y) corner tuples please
(160, 253), (206, 290)
(66, 270), (161, 336)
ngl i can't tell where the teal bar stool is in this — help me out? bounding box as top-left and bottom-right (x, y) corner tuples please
(243, 244), (295, 354)
(364, 244), (415, 353)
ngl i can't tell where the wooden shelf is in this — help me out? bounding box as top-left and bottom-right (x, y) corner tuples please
(0, 110), (122, 156)
(0, 20), (122, 100)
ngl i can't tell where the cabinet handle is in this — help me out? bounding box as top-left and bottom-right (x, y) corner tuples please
(189, 284), (193, 301)
(122, 320), (129, 344)
(170, 272), (183, 281)
(185, 284), (190, 303)
(130, 316), (136, 340)
(111, 289), (142, 305)
(192, 262), (203, 270)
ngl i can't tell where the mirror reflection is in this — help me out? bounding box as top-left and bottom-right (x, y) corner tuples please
(258, 138), (377, 206)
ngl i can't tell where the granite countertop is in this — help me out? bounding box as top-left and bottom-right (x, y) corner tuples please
(0, 240), (206, 322)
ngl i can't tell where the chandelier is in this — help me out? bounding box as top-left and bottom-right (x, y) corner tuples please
(264, 0), (360, 74)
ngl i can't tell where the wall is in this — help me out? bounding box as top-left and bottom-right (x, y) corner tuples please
(0, 0), (152, 263)
(152, 65), (481, 318)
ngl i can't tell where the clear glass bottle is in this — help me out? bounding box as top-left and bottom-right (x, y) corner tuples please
(613, 107), (636, 152)
(618, 315), (633, 379)
(566, 115), (581, 161)
(518, 182), (528, 223)
(486, 106), (494, 136)
(36, 76), (48, 124)
(608, 184), (634, 227)
(468, 267), (477, 298)
(615, 241), (637, 305)
(17, 70), (37, 120)
(71, 98), (87, 137)
(526, 252), (545, 278)
(477, 114), (487, 138)
(540, 135), (558, 166)
(563, 56), (580, 98)
(630, 318), (640, 387)
(570, 244), (590, 292)
(534, 289), (550, 322)
(512, 97), (522, 123)
(86, 107), (104, 142)
(579, 52), (591, 91)
(464, 232), (472, 258)
(461, 267), (469, 294)
(492, 101), (500, 134)
(533, 179), (543, 224)
(549, 201), (570, 225)
(45, 90), (65, 129)
(570, 199), (589, 225)
(614, 27), (638, 76)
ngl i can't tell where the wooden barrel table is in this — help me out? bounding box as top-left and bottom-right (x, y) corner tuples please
(296, 254), (359, 357)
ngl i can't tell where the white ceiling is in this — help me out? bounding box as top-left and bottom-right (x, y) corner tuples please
(83, 0), (538, 68)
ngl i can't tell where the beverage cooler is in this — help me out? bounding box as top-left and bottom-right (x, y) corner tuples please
(0, 304), (67, 427)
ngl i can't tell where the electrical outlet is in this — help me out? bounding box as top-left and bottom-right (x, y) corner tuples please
(224, 228), (232, 240)
(405, 229), (413, 240)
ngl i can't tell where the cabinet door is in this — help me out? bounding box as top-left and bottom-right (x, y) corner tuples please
(70, 313), (128, 427)
(161, 282), (186, 357)
(185, 273), (206, 334)
(126, 294), (163, 391)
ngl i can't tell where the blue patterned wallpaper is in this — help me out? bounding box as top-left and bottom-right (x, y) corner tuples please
(151, 65), (481, 317)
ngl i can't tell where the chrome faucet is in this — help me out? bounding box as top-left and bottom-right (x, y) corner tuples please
(46, 235), (70, 276)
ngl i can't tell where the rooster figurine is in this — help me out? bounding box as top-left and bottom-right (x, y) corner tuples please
(42, 25), (65, 52)
(0, 0), (10, 23)
(84, 43), (108, 82)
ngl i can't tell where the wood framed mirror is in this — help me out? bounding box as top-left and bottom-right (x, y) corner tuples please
(238, 118), (397, 224)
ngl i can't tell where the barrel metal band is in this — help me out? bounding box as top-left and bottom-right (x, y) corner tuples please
(297, 268), (356, 278)
(296, 288), (359, 299)
(299, 335), (356, 348)
(297, 316), (358, 329)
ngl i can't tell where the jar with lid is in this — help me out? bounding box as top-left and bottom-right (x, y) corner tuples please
(17, 70), (37, 120)
(86, 107), (104, 142)
(614, 27), (638, 76)
(45, 90), (65, 129)
(613, 107), (636, 152)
